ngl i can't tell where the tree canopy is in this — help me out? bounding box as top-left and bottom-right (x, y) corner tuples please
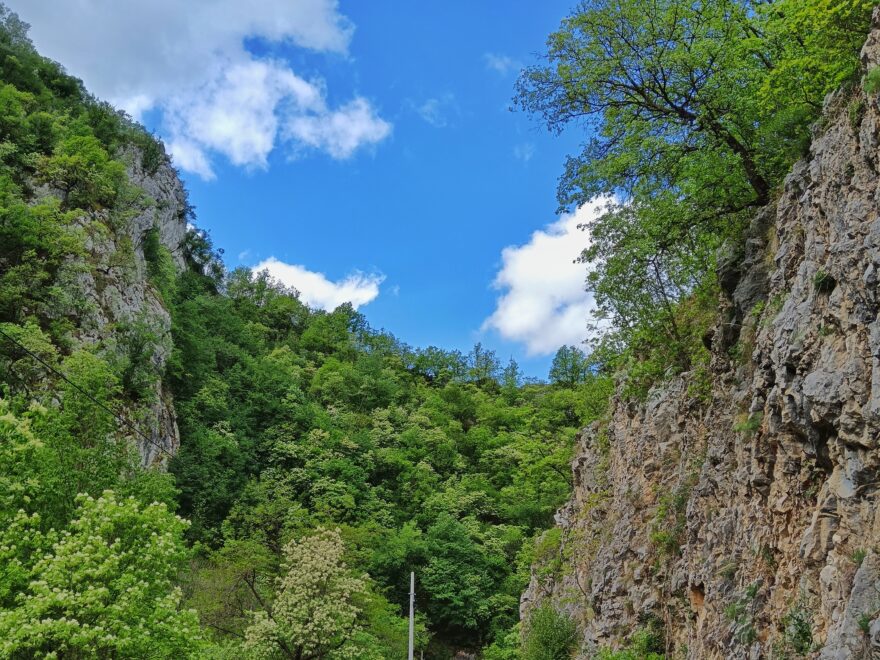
(517, 0), (875, 393)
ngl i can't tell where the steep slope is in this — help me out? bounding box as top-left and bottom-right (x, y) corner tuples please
(7, 138), (188, 464)
(523, 10), (880, 659)
(67, 145), (189, 464)
(0, 14), (189, 465)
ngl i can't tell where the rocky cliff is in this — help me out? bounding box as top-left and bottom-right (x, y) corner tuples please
(523, 11), (880, 659)
(57, 144), (187, 465)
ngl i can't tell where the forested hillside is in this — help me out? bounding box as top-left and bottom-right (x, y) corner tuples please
(3, 0), (880, 658)
(0, 6), (611, 657)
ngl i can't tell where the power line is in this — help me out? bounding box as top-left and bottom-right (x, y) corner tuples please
(0, 326), (174, 458)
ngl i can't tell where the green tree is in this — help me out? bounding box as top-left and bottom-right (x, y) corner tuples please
(0, 490), (203, 658)
(548, 346), (589, 388)
(243, 528), (368, 659)
(467, 342), (501, 386)
(421, 513), (496, 643)
(517, 0), (873, 381)
(517, 0), (777, 212)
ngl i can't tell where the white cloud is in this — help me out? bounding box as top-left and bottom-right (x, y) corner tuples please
(484, 53), (520, 76)
(513, 142), (535, 163)
(483, 199), (611, 356)
(285, 98), (392, 159)
(9, 0), (391, 178)
(254, 257), (384, 311)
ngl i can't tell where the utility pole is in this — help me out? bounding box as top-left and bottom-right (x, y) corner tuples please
(408, 571), (415, 660)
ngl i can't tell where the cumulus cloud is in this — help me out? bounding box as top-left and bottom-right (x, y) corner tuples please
(483, 199), (611, 356)
(285, 98), (391, 159)
(484, 53), (520, 76)
(254, 257), (384, 311)
(9, 0), (391, 178)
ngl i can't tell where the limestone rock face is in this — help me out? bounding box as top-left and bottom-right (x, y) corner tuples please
(64, 146), (187, 465)
(523, 10), (880, 658)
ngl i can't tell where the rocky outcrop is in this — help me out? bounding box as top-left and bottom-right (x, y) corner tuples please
(523, 11), (880, 659)
(61, 145), (187, 465)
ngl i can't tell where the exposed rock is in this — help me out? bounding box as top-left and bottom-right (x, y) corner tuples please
(523, 10), (880, 658)
(56, 145), (187, 465)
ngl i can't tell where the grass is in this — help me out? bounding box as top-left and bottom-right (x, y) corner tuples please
(781, 602), (813, 654)
(852, 548), (868, 567)
(865, 67), (880, 95)
(734, 413), (763, 435)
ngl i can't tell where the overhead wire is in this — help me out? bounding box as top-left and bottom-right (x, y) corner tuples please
(0, 326), (174, 457)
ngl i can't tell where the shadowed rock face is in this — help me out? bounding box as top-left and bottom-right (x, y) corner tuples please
(523, 10), (880, 659)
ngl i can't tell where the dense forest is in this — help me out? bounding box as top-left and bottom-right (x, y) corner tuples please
(0, 5), (610, 657)
(0, 0), (877, 658)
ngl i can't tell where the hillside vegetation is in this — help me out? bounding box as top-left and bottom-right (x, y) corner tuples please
(0, 0), (876, 658)
(0, 7), (610, 657)
(517, 0), (875, 401)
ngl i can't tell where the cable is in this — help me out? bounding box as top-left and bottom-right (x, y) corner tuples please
(0, 326), (173, 458)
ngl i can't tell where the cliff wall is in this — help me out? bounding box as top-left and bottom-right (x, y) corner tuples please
(46, 144), (188, 464)
(523, 12), (880, 659)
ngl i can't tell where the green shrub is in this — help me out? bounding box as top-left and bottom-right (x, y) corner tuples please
(129, 129), (165, 175)
(724, 583), (760, 645)
(733, 413), (763, 435)
(596, 625), (665, 660)
(650, 481), (692, 557)
(142, 225), (177, 304)
(781, 602), (813, 654)
(848, 98), (866, 129)
(39, 134), (127, 210)
(865, 67), (880, 94)
(523, 605), (577, 660)
(114, 317), (161, 402)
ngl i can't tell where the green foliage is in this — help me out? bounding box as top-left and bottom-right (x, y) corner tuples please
(650, 481), (691, 558)
(724, 582), (761, 645)
(780, 601), (813, 655)
(39, 133), (127, 210)
(0, 490), (203, 658)
(129, 129), (166, 175)
(852, 548), (868, 566)
(4, 0), (875, 655)
(549, 345), (590, 387)
(518, 0), (873, 395)
(160, 253), (613, 650)
(849, 97), (867, 130)
(522, 605), (578, 660)
(483, 625), (523, 660)
(864, 67), (880, 94)
(243, 528), (369, 659)
(596, 624), (665, 659)
(113, 316), (163, 401)
(733, 413), (763, 435)
(143, 225), (177, 304)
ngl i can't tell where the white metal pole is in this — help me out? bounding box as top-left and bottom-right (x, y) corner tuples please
(408, 571), (415, 660)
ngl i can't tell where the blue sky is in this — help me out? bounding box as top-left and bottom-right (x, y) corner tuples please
(12, 0), (598, 379)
